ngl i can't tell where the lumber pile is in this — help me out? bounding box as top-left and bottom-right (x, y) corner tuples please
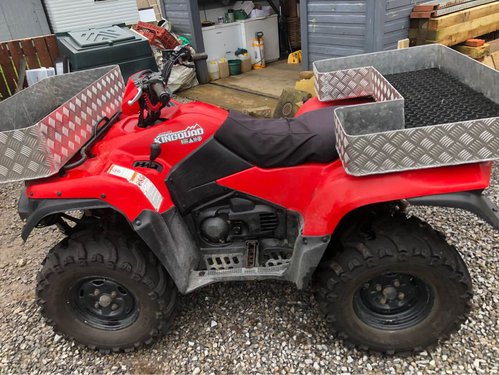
(455, 38), (490, 59)
(482, 37), (499, 69)
(449, 36), (499, 69)
(409, 1), (499, 46)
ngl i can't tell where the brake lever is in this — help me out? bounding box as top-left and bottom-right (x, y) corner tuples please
(127, 86), (143, 106)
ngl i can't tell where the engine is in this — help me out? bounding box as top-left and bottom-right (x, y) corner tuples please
(191, 197), (298, 270)
(197, 197), (284, 244)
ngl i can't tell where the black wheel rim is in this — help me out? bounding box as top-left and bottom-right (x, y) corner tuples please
(68, 277), (139, 330)
(353, 272), (434, 330)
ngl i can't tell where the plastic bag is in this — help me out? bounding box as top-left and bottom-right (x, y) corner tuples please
(167, 65), (199, 93)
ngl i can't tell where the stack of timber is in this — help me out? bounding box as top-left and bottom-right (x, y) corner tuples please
(454, 38), (490, 59)
(451, 35), (499, 69)
(409, 0), (499, 46)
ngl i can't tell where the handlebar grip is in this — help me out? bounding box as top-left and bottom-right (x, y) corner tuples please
(192, 52), (208, 61)
(151, 82), (170, 104)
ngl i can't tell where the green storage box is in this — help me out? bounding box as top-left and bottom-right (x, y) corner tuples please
(57, 25), (157, 81)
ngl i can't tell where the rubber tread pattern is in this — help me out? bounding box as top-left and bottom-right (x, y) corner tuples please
(36, 230), (176, 353)
(315, 213), (473, 355)
(385, 68), (499, 128)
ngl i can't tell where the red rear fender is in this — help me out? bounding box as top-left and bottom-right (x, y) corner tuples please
(218, 161), (492, 236)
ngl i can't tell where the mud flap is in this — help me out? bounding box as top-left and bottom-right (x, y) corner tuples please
(133, 208), (200, 294)
(19, 194), (110, 241)
(285, 235), (331, 289)
(407, 190), (499, 230)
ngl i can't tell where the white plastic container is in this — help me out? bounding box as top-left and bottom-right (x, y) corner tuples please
(240, 15), (279, 64)
(26, 67), (56, 87)
(207, 60), (220, 81)
(250, 7), (272, 18)
(252, 37), (265, 69)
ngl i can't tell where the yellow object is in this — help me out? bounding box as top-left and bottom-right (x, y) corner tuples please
(288, 50), (302, 64)
(252, 37), (266, 69)
(294, 77), (316, 97)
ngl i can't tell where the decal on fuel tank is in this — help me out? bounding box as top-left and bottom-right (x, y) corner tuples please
(107, 164), (163, 211)
(154, 124), (204, 145)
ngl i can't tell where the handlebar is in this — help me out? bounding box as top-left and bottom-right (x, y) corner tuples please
(151, 82), (170, 104)
(128, 46), (198, 127)
(191, 52), (208, 61)
(129, 46), (196, 110)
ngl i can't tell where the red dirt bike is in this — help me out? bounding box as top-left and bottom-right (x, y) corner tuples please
(18, 46), (499, 354)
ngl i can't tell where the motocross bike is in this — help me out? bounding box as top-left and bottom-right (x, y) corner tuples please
(19, 46), (499, 354)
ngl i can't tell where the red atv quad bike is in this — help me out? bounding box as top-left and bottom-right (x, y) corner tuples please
(16, 46), (499, 354)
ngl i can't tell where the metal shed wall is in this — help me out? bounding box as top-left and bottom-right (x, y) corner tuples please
(160, 0), (208, 83)
(301, 0), (425, 69)
(160, 0), (204, 51)
(0, 0), (50, 42)
(379, 0), (426, 50)
(44, 0), (140, 33)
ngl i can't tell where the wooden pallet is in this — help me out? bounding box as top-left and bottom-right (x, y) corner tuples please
(409, 1), (499, 46)
(0, 35), (59, 100)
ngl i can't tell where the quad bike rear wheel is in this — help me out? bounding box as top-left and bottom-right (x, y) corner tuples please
(36, 230), (176, 353)
(315, 213), (472, 354)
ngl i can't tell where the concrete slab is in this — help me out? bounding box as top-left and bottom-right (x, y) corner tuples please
(212, 60), (301, 98)
(178, 61), (302, 117)
(179, 84), (278, 114)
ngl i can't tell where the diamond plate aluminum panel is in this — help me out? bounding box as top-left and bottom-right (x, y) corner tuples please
(314, 66), (402, 103)
(0, 66), (124, 183)
(335, 112), (499, 176)
(313, 45), (499, 176)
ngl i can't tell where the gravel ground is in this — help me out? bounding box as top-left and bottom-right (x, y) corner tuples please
(0, 165), (497, 374)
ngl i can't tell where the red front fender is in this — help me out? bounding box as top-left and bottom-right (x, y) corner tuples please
(218, 161), (492, 236)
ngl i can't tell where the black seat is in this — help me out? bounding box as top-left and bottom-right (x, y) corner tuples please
(214, 107), (339, 168)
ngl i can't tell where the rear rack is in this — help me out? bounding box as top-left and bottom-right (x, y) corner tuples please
(313, 45), (499, 176)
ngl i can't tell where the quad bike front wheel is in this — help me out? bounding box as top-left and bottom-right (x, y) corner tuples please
(315, 213), (473, 354)
(36, 230), (177, 353)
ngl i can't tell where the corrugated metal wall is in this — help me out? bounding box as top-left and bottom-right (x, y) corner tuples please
(0, 0), (50, 42)
(160, 0), (204, 51)
(301, 0), (425, 68)
(380, 0), (426, 50)
(301, 1), (369, 66)
(44, 0), (140, 33)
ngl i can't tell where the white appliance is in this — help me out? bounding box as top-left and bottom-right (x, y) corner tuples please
(239, 14), (279, 64)
(201, 15), (279, 63)
(201, 23), (242, 61)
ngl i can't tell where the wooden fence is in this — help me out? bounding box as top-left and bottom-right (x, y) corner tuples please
(0, 34), (59, 100)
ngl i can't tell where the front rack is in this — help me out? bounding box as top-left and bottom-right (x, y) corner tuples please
(0, 66), (124, 184)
